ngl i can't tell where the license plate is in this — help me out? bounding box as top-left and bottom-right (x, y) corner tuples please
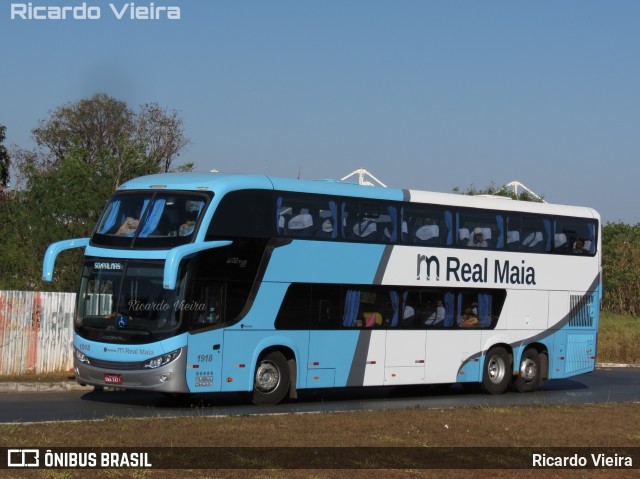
(104, 373), (123, 385)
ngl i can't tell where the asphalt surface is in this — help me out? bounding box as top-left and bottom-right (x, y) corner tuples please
(0, 366), (638, 423)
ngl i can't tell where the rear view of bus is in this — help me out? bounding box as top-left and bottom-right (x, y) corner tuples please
(43, 172), (601, 405)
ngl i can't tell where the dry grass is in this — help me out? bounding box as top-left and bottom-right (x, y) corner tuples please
(0, 370), (75, 383)
(1, 404), (639, 478)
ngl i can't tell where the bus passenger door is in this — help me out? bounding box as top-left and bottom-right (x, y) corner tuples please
(185, 330), (225, 393)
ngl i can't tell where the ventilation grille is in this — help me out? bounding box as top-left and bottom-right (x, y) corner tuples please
(568, 294), (594, 328)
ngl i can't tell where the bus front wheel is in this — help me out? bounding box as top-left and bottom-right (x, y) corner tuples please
(482, 347), (511, 394)
(252, 351), (290, 405)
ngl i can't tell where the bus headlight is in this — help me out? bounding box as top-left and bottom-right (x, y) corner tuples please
(74, 348), (91, 365)
(144, 349), (181, 369)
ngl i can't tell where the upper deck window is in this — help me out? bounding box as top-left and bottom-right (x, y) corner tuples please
(92, 192), (210, 248)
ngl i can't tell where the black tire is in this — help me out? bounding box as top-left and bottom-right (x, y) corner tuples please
(482, 347), (511, 395)
(251, 351), (290, 405)
(513, 348), (541, 393)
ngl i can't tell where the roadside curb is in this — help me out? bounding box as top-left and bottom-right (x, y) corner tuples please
(597, 363), (638, 368)
(0, 382), (91, 393)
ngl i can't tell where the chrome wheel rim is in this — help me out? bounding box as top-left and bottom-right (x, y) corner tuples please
(519, 357), (537, 383)
(487, 355), (507, 385)
(255, 361), (280, 393)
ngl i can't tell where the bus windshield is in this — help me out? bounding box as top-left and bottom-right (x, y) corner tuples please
(76, 260), (186, 343)
(92, 192), (210, 248)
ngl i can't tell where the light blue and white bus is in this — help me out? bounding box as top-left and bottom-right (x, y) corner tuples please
(43, 173), (601, 405)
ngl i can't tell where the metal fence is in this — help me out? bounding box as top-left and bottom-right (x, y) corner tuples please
(0, 291), (76, 375)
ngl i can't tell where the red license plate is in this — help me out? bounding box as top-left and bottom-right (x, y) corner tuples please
(104, 373), (123, 385)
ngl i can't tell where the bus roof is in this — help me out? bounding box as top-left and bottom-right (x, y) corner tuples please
(118, 172), (600, 220)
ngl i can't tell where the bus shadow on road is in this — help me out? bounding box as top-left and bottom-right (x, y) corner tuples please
(78, 377), (589, 413)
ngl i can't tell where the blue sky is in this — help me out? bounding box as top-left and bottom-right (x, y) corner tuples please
(2, 1), (639, 223)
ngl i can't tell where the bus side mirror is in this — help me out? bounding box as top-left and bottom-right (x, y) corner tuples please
(42, 238), (90, 282)
(163, 240), (232, 290)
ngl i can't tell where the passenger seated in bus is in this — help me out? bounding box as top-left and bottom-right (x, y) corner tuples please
(179, 212), (197, 236)
(468, 228), (488, 248)
(573, 238), (587, 254)
(356, 311), (382, 328)
(458, 306), (480, 327)
(367, 311), (383, 327)
(424, 300), (445, 326)
(115, 216), (140, 236)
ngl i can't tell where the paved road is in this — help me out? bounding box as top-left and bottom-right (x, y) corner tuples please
(0, 367), (638, 424)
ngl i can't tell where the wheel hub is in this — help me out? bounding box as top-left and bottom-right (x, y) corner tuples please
(520, 358), (537, 383)
(255, 361), (280, 393)
(488, 356), (506, 384)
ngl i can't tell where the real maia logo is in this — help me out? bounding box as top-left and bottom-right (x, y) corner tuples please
(10, 2), (181, 21)
(416, 254), (536, 285)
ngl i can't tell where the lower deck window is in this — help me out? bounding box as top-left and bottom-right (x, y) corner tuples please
(275, 284), (505, 330)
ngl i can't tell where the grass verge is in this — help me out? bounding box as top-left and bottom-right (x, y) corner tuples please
(0, 403), (639, 478)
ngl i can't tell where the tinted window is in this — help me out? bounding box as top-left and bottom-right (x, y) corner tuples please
(341, 201), (397, 243)
(207, 190), (274, 239)
(457, 210), (503, 249)
(276, 283), (505, 330)
(505, 214), (551, 252)
(277, 194), (338, 240)
(554, 217), (597, 255)
(401, 205), (452, 246)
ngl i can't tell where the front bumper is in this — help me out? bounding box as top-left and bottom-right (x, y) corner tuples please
(74, 347), (190, 393)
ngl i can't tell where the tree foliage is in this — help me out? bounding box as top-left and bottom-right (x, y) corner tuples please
(13, 93), (191, 190)
(453, 182), (544, 202)
(0, 124), (9, 190)
(601, 222), (640, 316)
(0, 94), (191, 291)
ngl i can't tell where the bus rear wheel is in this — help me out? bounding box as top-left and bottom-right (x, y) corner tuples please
(514, 348), (540, 393)
(482, 347), (511, 395)
(252, 351), (290, 406)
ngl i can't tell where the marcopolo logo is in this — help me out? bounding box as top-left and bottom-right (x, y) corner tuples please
(10, 2), (181, 21)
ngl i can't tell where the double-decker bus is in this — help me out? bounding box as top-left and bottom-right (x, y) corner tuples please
(43, 173), (601, 405)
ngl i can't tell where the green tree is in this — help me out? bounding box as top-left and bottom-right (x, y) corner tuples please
(0, 124), (9, 190)
(453, 181), (545, 202)
(1, 94), (191, 291)
(601, 222), (640, 315)
(13, 93), (191, 190)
